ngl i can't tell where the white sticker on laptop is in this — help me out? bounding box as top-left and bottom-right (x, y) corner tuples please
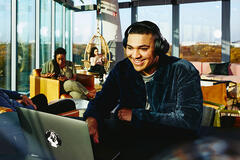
(45, 130), (62, 148)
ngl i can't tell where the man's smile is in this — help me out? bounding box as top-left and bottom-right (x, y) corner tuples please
(132, 58), (145, 66)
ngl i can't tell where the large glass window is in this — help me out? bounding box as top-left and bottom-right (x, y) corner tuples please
(231, 0), (240, 63)
(17, 0), (36, 92)
(55, 2), (63, 49)
(72, 11), (97, 66)
(65, 8), (71, 60)
(138, 5), (172, 55)
(119, 8), (131, 39)
(0, 1), (11, 89)
(40, 0), (52, 66)
(180, 2), (221, 62)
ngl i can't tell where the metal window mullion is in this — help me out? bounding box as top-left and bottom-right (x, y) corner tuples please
(70, 10), (73, 61)
(131, 2), (137, 24)
(35, 0), (40, 68)
(51, 0), (55, 58)
(221, 0), (230, 62)
(63, 6), (66, 49)
(172, 3), (179, 57)
(11, 0), (17, 91)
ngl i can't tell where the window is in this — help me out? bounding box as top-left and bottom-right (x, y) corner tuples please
(0, 1), (11, 89)
(138, 5), (172, 55)
(65, 8), (71, 60)
(72, 11), (97, 66)
(180, 2), (221, 62)
(17, 0), (36, 92)
(40, 0), (52, 66)
(55, 2), (63, 49)
(119, 8), (131, 39)
(231, 0), (240, 63)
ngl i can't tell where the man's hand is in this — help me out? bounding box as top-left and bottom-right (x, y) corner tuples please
(86, 117), (99, 143)
(21, 95), (37, 110)
(118, 108), (132, 122)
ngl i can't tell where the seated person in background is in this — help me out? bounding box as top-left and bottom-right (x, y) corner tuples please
(0, 88), (75, 114)
(88, 47), (106, 83)
(41, 47), (95, 99)
(83, 21), (203, 160)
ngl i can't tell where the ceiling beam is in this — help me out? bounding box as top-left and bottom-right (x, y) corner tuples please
(119, 0), (221, 8)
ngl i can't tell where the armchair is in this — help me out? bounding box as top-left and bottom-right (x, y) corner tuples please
(30, 69), (95, 103)
(201, 82), (240, 127)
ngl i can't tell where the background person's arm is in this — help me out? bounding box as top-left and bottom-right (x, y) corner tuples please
(1, 89), (37, 110)
(20, 95), (37, 110)
(40, 60), (56, 78)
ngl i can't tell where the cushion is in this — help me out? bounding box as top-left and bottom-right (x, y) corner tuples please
(209, 62), (229, 75)
(0, 106), (13, 114)
(201, 83), (227, 106)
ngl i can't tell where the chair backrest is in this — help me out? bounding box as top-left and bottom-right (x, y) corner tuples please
(201, 83), (227, 107)
(32, 69), (42, 77)
(201, 105), (216, 127)
(201, 83), (228, 127)
(29, 75), (60, 102)
(76, 74), (95, 90)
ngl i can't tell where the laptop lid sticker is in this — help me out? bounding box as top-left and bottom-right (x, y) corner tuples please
(45, 130), (62, 148)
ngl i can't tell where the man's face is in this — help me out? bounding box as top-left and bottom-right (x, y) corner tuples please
(125, 33), (159, 76)
(56, 54), (66, 68)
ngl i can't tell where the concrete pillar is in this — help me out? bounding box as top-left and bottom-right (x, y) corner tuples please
(172, 4), (179, 58)
(100, 0), (124, 70)
(221, 0), (230, 62)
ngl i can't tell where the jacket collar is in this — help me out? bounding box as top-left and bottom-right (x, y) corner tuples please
(125, 55), (179, 82)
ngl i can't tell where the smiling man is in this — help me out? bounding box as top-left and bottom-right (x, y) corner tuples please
(83, 21), (203, 160)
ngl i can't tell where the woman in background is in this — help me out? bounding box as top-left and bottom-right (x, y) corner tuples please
(41, 47), (95, 99)
(88, 47), (106, 83)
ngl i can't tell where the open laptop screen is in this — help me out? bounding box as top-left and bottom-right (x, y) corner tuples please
(16, 107), (94, 160)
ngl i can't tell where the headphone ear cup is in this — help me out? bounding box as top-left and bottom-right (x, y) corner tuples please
(123, 36), (127, 48)
(154, 39), (161, 55)
(154, 38), (169, 55)
(161, 39), (170, 54)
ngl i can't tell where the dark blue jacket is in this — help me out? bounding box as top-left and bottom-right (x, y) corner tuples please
(0, 89), (34, 111)
(84, 55), (203, 130)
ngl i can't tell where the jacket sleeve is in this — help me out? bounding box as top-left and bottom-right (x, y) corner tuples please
(2, 89), (22, 99)
(131, 63), (203, 130)
(83, 65), (120, 122)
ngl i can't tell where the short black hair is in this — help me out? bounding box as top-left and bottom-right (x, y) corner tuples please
(127, 21), (158, 35)
(123, 21), (169, 55)
(54, 47), (66, 61)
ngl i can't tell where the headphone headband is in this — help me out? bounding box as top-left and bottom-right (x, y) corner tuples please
(124, 21), (162, 40)
(123, 21), (169, 55)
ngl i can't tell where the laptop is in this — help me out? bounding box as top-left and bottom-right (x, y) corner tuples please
(16, 107), (94, 160)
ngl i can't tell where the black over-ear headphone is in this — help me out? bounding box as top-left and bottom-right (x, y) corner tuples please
(123, 21), (169, 55)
